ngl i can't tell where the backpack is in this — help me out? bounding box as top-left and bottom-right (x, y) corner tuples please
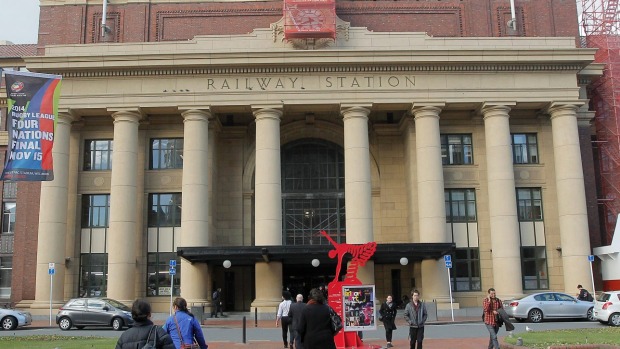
(141, 325), (157, 349)
(212, 290), (219, 300)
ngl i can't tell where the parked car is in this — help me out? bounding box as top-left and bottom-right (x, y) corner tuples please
(0, 308), (32, 330)
(56, 297), (134, 331)
(593, 291), (620, 326)
(503, 292), (594, 323)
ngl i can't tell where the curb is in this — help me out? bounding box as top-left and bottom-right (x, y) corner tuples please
(502, 340), (620, 349)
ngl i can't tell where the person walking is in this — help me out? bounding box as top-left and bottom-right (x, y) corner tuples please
(404, 289), (427, 349)
(379, 295), (397, 348)
(163, 297), (208, 349)
(483, 288), (503, 349)
(289, 293), (306, 349)
(210, 288), (223, 318)
(276, 290), (294, 348)
(299, 288), (337, 349)
(115, 299), (175, 349)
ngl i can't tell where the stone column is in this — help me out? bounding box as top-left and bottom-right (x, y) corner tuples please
(482, 103), (523, 299)
(32, 112), (73, 309)
(548, 103), (592, 293)
(412, 105), (451, 303)
(107, 110), (141, 303)
(341, 105), (375, 284)
(180, 109), (212, 303)
(251, 106), (283, 312)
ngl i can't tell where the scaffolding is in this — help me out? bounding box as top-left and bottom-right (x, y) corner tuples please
(582, 0), (620, 243)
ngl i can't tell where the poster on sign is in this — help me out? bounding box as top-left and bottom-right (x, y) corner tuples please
(1, 71), (62, 181)
(342, 285), (376, 331)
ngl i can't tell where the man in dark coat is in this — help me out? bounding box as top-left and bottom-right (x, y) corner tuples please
(577, 285), (594, 301)
(115, 299), (175, 349)
(289, 293), (306, 349)
(299, 288), (337, 349)
(379, 295), (398, 348)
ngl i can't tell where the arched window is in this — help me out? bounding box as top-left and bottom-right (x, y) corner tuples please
(281, 139), (346, 245)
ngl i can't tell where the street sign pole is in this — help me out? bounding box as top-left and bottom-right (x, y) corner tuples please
(588, 255), (596, 299)
(169, 260), (176, 316)
(444, 255), (454, 322)
(49, 262), (55, 326)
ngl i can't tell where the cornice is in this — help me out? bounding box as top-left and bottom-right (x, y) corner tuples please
(47, 63), (584, 78)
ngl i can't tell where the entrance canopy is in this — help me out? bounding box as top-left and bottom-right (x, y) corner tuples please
(177, 243), (455, 266)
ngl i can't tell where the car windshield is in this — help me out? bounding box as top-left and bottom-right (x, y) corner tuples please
(104, 299), (130, 311)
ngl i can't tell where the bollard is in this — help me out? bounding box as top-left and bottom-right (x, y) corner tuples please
(516, 337), (523, 346)
(243, 316), (247, 344)
(255, 307), (258, 327)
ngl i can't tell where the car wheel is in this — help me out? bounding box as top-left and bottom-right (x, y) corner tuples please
(58, 317), (73, 330)
(587, 307), (595, 321)
(528, 308), (543, 323)
(1, 316), (17, 330)
(112, 317), (124, 331)
(76, 326), (85, 330)
(609, 313), (620, 327)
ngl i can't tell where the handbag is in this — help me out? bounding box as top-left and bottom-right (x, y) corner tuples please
(174, 314), (200, 349)
(328, 305), (343, 334)
(141, 325), (157, 349)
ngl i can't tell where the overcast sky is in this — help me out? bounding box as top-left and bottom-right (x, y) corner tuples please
(0, 0), (40, 44)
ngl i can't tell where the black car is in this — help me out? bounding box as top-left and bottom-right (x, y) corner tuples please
(56, 297), (134, 330)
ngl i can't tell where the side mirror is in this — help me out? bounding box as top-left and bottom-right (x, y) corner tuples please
(103, 306), (110, 311)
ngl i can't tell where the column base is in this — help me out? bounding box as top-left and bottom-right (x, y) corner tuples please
(250, 298), (281, 318)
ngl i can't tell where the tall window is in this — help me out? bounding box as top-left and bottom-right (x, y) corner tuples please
(512, 134), (539, 164)
(84, 140), (113, 170)
(150, 138), (184, 169)
(517, 188), (548, 290)
(80, 194), (110, 297)
(281, 140), (345, 245)
(445, 189), (480, 291)
(0, 257), (11, 298)
(2, 181), (16, 234)
(441, 134), (473, 165)
(147, 193), (181, 296)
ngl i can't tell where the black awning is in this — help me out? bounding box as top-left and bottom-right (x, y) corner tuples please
(177, 243), (455, 266)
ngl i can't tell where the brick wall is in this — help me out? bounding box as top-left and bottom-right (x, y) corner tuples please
(11, 182), (40, 304)
(37, 0), (580, 46)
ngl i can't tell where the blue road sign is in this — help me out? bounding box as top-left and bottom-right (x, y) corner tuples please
(445, 261), (452, 269)
(444, 255), (452, 263)
(48, 268), (55, 275)
(169, 268), (176, 275)
(169, 260), (177, 267)
(588, 255), (595, 262)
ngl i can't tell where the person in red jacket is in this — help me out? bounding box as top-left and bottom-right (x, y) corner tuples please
(483, 288), (503, 349)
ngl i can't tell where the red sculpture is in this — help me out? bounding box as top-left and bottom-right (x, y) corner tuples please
(320, 230), (380, 349)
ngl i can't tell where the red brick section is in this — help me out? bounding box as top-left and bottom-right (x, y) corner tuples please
(11, 182), (41, 304)
(37, 0), (580, 46)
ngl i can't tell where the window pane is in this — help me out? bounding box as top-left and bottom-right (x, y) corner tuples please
(84, 140), (113, 170)
(150, 138), (184, 169)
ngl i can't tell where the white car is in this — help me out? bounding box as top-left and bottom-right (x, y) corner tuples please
(593, 291), (620, 326)
(0, 308), (33, 330)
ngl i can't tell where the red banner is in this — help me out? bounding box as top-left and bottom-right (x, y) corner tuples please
(283, 0), (336, 40)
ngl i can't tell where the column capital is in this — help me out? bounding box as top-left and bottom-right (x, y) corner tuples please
(56, 110), (77, 125)
(546, 101), (585, 119)
(340, 105), (371, 120)
(253, 107), (283, 121)
(480, 103), (515, 120)
(110, 109), (143, 123)
(410, 104), (443, 120)
(181, 109), (213, 122)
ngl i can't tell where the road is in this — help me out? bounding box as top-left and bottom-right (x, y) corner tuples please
(0, 319), (605, 343)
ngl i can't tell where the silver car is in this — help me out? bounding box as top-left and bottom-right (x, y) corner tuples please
(0, 308), (32, 330)
(56, 297), (134, 331)
(503, 292), (594, 323)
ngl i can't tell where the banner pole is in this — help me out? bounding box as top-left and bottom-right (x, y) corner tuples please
(49, 273), (53, 326)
